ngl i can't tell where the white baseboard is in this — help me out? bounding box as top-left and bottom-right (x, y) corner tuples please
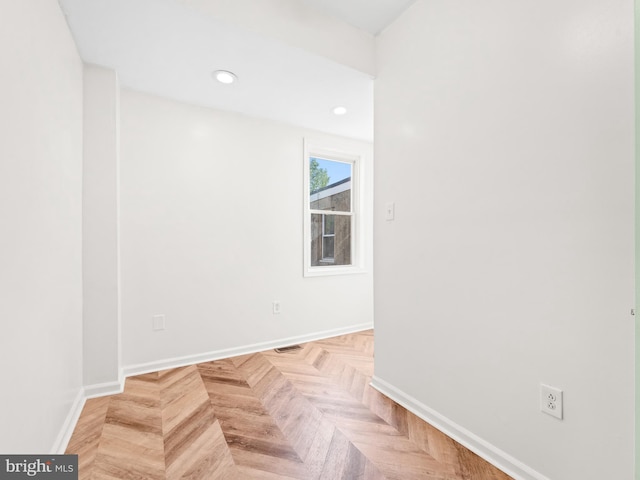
(124, 322), (374, 378)
(370, 376), (549, 480)
(84, 378), (125, 399)
(51, 388), (86, 454)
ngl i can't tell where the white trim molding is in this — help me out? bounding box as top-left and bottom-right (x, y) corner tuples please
(124, 322), (374, 378)
(51, 388), (86, 454)
(370, 376), (549, 480)
(84, 378), (125, 399)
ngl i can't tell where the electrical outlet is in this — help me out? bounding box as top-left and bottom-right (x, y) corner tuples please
(272, 301), (281, 314)
(152, 314), (165, 331)
(540, 384), (563, 419)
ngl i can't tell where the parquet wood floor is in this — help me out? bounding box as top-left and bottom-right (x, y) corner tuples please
(67, 330), (512, 479)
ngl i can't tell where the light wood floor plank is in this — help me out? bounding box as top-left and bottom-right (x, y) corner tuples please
(90, 374), (166, 480)
(66, 330), (512, 480)
(65, 396), (110, 480)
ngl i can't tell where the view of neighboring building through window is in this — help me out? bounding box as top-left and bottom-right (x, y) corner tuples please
(322, 214), (335, 260)
(309, 157), (352, 267)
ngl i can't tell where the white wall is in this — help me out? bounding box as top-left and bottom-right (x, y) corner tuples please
(374, 1), (635, 479)
(119, 90), (373, 370)
(82, 65), (121, 389)
(0, 1), (84, 453)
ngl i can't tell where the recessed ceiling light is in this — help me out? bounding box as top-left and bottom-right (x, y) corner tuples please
(333, 106), (347, 116)
(212, 70), (237, 84)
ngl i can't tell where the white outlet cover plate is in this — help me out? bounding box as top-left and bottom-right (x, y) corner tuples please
(540, 383), (563, 419)
(152, 314), (166, 331)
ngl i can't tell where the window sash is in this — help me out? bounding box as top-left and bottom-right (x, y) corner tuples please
(311, 212), (354, 266)
(308, 156), (353, 213)
(309, 209), (352, 216)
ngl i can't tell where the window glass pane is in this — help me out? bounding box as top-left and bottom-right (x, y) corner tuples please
(322, 236), (335, 260)
(309, 157), (351, 212)
(310, 213), (351, 266)
(323, 214), (335, 235)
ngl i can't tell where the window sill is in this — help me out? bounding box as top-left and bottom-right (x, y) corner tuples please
(304, 265), (366, 277)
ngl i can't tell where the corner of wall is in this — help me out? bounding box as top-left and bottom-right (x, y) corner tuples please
(82, 64), (122, 388)
(635, 0), (639, 476)
(369, 376), (549, 480)
(50, 389), (86, 454)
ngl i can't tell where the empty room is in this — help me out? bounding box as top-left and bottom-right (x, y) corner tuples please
(0, 1), (636, 479)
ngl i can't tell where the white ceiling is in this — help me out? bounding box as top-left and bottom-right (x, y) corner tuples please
(300, 0), (416, 35)
(58, 0), (413, 141)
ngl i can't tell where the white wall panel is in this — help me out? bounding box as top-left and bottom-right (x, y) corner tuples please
(0, 1), (84, 453)
(83, 65), (121, 387)
(374, 1), (635, 478)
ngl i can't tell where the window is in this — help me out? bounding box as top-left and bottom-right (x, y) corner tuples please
(304, 140), (364, 276)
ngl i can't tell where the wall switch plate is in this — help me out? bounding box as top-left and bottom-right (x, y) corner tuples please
(152, 314), (165, 331)
(385, 202), (395, 221)
(272, 301), (281, 314)
(540, 384), (563, 419)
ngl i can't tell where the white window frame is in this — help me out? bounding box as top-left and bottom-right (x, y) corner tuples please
(303, 139), (365, 277)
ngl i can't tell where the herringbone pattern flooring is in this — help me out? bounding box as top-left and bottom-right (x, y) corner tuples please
(67, 330), (512, 479)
